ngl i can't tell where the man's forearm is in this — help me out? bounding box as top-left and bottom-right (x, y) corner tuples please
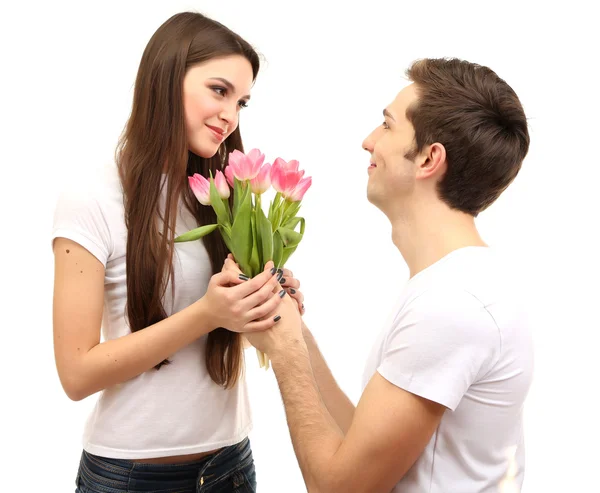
(303, 323), (356, 434)
(271, 339), (344, 492)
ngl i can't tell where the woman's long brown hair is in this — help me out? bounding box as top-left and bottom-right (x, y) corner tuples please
(115, 12), (260, 388)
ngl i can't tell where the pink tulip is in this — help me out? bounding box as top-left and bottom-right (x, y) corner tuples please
(287, 176), (312, 202)
(228, 148), (265, 181)
(214, 170), (230, 199)
(250, 164), (271, 195)
(272, 157), (301, 173)
(189, 173), (211, 206)
(224, 165), (235, 188)
(270, 157), (305, 198)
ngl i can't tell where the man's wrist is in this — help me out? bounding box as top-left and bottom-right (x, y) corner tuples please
(301, 320), (313, 339)
(270, 335), (310, 368)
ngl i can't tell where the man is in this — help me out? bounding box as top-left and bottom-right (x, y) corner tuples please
(242, 57), (533, 492)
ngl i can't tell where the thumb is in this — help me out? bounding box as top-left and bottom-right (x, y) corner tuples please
(224, 257), (243, 275)
(213, 269), (246, 288)
(263, 260), (275, 273)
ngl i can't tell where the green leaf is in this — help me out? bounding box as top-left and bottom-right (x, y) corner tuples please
(174, 224), (218, 242)
(283, 200), (301, 223)
(272, 230), (284, 268)
(209, 178), (230, 226)
(249, 209), (260, 276)
(220, 224), (233, 253)
(278, 217), (305, 266)
(256, 205), (273, 264)
(230, 187), (253, 275)
(233, 177), (243, 218)
(283, 216), (302, 230)
(280, 246), (296, 267)
(277, 226), (303, 248)
(268, 192), (281, 222)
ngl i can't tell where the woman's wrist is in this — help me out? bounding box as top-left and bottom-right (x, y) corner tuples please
(191, 296), (217, 336)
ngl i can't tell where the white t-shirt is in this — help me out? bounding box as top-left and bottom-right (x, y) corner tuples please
(51, 165), (252, 459)
(362, 246), (534, 493)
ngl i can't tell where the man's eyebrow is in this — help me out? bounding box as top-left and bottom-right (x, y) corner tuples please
(383, 109), (395, 121)
(209, 77), (251, 100)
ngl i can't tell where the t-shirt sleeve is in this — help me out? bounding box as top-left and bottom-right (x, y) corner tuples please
(377, 288), (500, 411)
(51, 186), (112, 266)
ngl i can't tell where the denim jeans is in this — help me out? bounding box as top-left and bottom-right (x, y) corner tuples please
(75, 437), (256, 492)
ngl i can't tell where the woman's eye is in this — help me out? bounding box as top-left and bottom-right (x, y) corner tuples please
(238, 101), (249, 109)
(212, 86), (227, 96)
(382, 121), (390, 129)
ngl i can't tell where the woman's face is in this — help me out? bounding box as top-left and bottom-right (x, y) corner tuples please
(183, 55), (254, 158)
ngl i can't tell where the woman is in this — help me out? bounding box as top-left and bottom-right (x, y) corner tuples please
(52, 11), (303, 492)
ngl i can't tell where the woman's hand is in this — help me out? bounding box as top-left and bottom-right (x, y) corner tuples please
(277, 265), (305, 316)
(223, 254), (305, 316)
(200, 260), (285, 333)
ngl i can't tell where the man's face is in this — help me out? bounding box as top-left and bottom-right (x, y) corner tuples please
(362, 84), (421, 215)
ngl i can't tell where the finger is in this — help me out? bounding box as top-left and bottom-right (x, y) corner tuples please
(223, 257), (243, 276)
(280, 276), (300, 289)
(230, 261), (276, 298)
(284, 286), (304, 315)
(243, 314), (282, 333)
(288, 287), (304, 306)
(243, 275), (285, 311)
(227, 253), (241, 267)
(246, 289), (285, 321)
(213, 269), (252, 288)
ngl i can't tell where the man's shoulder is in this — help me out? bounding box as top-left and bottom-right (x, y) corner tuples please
(399, 284), (496, 329)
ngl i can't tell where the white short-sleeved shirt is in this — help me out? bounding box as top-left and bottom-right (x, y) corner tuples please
(51, 165), (252, 459)
(362, 247), (534, 492)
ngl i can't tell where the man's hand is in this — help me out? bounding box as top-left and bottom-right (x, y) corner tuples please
(245, 292), (304, 355)
(221, 255), (304, 355)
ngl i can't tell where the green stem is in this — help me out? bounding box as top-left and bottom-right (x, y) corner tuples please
(255, 193), (262, 267)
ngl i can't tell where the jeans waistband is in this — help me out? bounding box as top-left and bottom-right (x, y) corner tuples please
(77, 437), (251, 492)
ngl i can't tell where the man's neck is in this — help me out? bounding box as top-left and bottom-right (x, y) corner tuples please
(390, 200), (486, 278)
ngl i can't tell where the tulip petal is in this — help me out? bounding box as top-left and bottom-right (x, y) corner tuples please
(189, 174), (211, 205)
(288, 176), (312, 202)
(215, 170), (231, 199)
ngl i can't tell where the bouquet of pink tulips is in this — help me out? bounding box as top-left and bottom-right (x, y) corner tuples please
(175, 149), (311, 369)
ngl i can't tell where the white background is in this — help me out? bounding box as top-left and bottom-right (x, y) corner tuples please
(1, 1), (599, 491)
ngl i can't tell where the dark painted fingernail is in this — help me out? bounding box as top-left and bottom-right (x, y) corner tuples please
(290, 288), (296, 294)
(279, 289), (286, 298)
(279, 277), (286, 284)
(302, 303), (305, 311)
(276, 271), (284, 281)
(270, 267), (277, 275)
(274, 315), (281, 322)
(238, 274), (249, 281)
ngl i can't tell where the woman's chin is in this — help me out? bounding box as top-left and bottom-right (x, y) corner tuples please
(188, 144), (219, 159)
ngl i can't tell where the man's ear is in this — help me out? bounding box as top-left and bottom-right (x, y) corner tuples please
(417, 142), (446, 180)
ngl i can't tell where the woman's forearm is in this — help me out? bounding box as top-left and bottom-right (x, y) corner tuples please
(63, 297), (214, 401)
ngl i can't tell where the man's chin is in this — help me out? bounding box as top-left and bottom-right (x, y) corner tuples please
(366, 186), (379, 206)
(366, 189), (390, 216)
